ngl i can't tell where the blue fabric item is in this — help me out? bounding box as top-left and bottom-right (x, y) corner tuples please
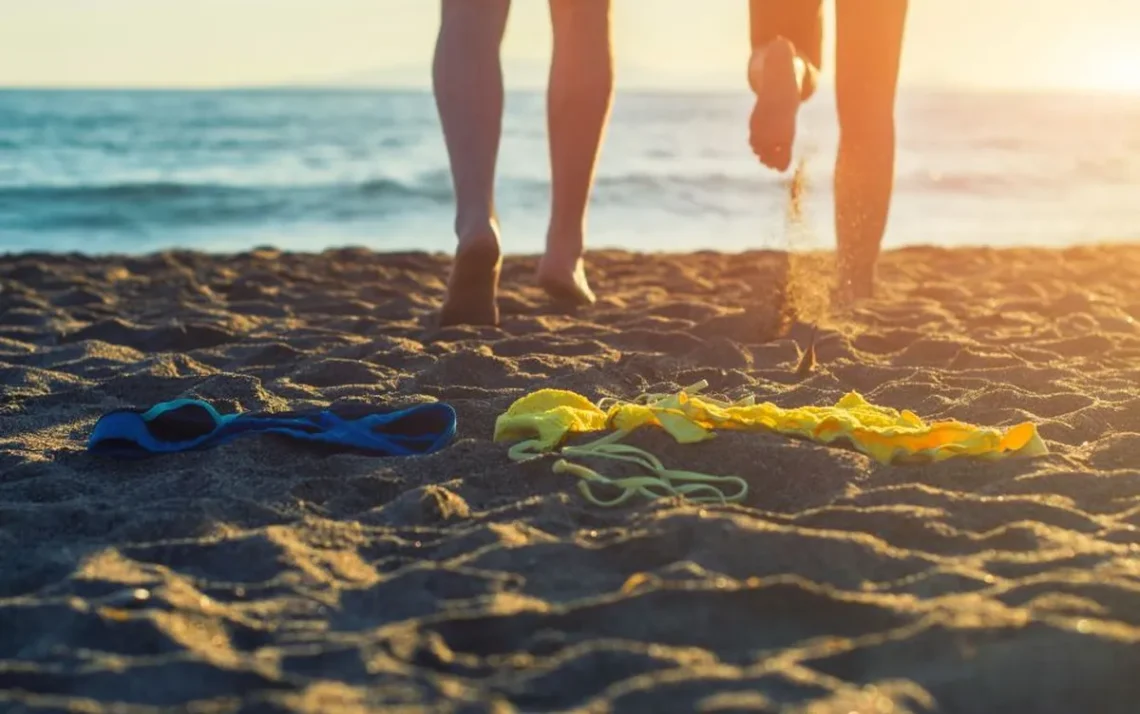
(87, 399), (457, 457)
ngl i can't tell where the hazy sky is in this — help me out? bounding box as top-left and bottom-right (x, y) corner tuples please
(3, 0), (1139, 92)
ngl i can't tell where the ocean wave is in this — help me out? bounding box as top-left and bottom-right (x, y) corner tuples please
(893, 170), (1103, 196)
(0, 181), (220, 201)
(0, 178), (455, 233)
(358, 176), (452, 201)
(0, 177), (454, 203)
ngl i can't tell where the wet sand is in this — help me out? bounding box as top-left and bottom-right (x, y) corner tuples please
(2, 245), (1139, 713)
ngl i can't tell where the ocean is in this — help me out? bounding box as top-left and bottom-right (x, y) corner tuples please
(3, 87), (1140, 256)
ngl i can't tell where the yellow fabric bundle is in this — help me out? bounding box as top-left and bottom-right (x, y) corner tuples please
(494, 381), (1048, 506)
(497, 383), (1047, 464)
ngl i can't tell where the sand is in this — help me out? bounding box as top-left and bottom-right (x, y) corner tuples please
(2, 245), (1140, 713)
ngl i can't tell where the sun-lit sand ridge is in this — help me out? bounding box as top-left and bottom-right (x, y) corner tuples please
(2, 244), (1140, 712)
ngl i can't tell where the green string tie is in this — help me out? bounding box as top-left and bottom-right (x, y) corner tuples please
(508, 419), (749, 508)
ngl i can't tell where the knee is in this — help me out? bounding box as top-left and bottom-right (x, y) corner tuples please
(551, 0), (612, 43)
(551, 0), (611, 20)
(439, 0), (509, 44)
(550, 19), (615, 95)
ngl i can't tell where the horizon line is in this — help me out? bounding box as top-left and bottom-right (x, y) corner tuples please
(1, 82), (1135, 99)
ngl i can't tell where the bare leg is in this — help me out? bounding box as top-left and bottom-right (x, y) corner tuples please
(433, 0), (510, 326)
(833, 0), (908, 302)
(537, 0), (615, 306)
(747, 0), (822, 171)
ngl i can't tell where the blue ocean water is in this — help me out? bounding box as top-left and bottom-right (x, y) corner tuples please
(3, 88), (1140, 255)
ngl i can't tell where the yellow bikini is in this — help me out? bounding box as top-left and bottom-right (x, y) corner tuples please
(494, 381), (1048, 507)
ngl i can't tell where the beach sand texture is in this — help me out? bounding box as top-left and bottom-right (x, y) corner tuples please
(2, 246), (1140, 713)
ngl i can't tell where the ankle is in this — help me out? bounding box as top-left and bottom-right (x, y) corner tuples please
(544, 229), (585, 263)
(455, 215), (501, 249)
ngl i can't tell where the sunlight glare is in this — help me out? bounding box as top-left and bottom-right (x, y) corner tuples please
(1082, 50), (1140, 93)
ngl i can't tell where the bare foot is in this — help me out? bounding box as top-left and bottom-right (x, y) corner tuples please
(439, 233), (502, 326)
(748, 37), (803, 172)
(537, 253), (596, 307)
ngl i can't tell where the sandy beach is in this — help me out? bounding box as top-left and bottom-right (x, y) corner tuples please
(2, 245), (1140, 713)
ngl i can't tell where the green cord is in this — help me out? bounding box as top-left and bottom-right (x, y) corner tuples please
(509, 423), (749, 508)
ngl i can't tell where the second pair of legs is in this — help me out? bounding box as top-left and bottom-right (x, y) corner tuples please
(434, 0), (613, 326)
(748, 0), (909, 303)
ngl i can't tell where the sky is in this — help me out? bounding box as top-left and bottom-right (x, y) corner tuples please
(2, 0), (1139, 92)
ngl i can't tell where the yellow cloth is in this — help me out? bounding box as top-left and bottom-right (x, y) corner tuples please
(495, 385), (751, 506)
(495, 382), (1048, 465)
(495, 389), (608, 451)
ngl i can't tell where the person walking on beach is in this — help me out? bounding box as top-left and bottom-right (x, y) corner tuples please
(747, 0), (908, 301)
(433, 0), (613, 326)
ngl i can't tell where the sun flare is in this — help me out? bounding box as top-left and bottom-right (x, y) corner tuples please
(1080, 51), (1140, 93)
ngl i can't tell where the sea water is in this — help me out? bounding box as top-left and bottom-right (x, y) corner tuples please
(2, 87), (1139, 255)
